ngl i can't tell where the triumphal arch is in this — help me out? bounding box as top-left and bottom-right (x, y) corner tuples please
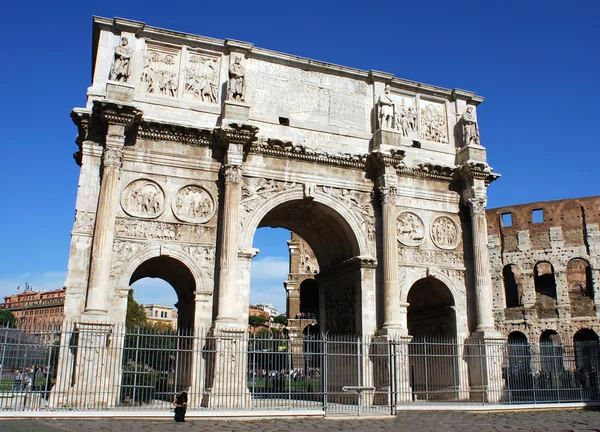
(54, 17), (502, 408)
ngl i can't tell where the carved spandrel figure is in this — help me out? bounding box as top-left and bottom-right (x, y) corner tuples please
(461, 106), (480, 146)
(377, 84), (395, 129)
(228, 56), (245, 101)
(110, 37), (132, 83)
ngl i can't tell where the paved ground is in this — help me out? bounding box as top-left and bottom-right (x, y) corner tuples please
(3, 410), (600, 432)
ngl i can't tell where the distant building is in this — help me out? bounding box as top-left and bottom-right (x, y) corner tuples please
(252, 303), (280, 317)
(142, 304), (178, 329)
(1, 286), (65, 330)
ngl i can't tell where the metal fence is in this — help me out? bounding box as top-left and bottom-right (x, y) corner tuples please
(0, 323), (598, 413)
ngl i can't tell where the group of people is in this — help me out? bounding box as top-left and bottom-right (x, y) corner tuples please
(8, 365), (49, 392)
(294, 312), (317, 319)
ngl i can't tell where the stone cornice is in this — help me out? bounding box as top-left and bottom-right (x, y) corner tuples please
(317, 255), (378, 283)
(459, 161), (500, 185)
(397, 163), (457, 182)
(138, 121), (213, 147)
(249, 139), (369, 169)
(366, 150), (406, 177)
(218, 123), (259, 147)
(92, 100), (142, 128)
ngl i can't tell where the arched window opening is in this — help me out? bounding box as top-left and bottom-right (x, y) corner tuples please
(567, 258), (595, 317)
(503, 264), (523, 308)
(506, 332), (531, 389)
(299, 279), (319, 319)
(534, 262), (557, 318)
(539, 330), (564, 383)
(573, 329), (600, 376)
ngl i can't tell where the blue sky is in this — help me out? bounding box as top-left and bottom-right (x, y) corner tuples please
(0, 1), (598, 313)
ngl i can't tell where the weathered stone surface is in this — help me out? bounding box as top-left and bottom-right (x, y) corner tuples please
(58, 17), (500, 408)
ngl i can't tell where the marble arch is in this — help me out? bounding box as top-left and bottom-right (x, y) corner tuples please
(57, 17), (503, 407)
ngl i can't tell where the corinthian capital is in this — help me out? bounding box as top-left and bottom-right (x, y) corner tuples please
(222, 165), (243, 184)
(379, 186), (397, 205)
(467, 197), (487, 216)
(102, 146), (123, 169)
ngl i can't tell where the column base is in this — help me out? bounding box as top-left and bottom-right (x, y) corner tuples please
(202, 326), (250, 409)
(466, 332), (505, 403)
(221, 100), (250, 122)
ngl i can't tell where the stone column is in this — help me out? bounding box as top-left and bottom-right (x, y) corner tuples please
(467, 197), (496, 332)
(205, 124), (257, 409)
(214, 164), (244, 326)
(84, 102), (141, 319)
(380, 184), (403, 332)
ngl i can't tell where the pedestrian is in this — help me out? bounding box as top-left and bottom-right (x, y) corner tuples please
(173, 391), (188, 422)
(13, 369), (22, 392)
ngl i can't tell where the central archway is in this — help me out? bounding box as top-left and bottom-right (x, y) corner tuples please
(247, 195), (369, 335)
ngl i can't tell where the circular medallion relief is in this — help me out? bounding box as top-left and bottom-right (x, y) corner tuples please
(173, 185), (215, 224)
(396, 212), (425, 246)
(430, 216), (460, 250)
(121, 179), (165, 219)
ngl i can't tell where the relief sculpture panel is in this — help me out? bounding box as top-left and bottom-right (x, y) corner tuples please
(121, 179), (165, 219)
(396, 212), (424, 246)
(183, 53), (219, 103)
(419, 101), (448, 144)
(430, 216), (460, 250)
(173, 185), (216, 224)
(239, 178), (299, 231)
(115, 218), (215, 243)
(141, 44), (180, 97)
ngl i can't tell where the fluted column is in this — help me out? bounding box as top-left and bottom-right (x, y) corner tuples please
(215, 164), (243, 325)
(84, 103), (141, 318)
(380, 185), (402, 332)
(467, 197), (495, 332)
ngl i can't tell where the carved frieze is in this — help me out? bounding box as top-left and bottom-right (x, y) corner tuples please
(240, 178), (299, 231)
(121, 179), (165, 219)
(115, 217), (215, 243)
(396, 212), (425, 247)
(183, 53), (219, 103)
(141, 44), (180, 97)
(430, 216), (460, 250)
(321, 186), (376, 243)
(111, 240), (149, 278)
(419, 102), (448, 144)
(173, 185), (215, 224)
(180, 245), (215, 280)
(398, 248), (464, 267)
(73, 211), (95, 235)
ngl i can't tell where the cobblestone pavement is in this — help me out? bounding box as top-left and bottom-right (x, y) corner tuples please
(3, 409), (600, 432)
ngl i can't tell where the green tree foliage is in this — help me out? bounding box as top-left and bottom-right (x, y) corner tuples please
(0, 310), (16, 326)
(273, 314), (287, 326)
(249, 315), (267, 327)
(125, 289), (148, 329)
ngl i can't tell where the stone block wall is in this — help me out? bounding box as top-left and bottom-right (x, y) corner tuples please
(487, 196), (600, 345)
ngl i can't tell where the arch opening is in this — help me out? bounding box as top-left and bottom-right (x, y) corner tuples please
(503, 264), (523, 308)
(539, 330), (564, 382)
(255, 199), (362, 335)
(534, 262), (557, 319)
(407, 277), (456, 338)
(567, 258), (595, 317)
(573, 329), (600, 375)
(407, 277), (458, 401)
(121, 256), (196, 404)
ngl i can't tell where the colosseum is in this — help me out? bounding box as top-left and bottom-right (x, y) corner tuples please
(487, 196), (600, 348)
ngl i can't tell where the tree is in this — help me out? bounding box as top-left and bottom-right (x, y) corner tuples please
(249, 315), (267, 327)
(273, 314), (287, 326)
(0, 310), (16, 326)
(125, 289), (147, 329)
